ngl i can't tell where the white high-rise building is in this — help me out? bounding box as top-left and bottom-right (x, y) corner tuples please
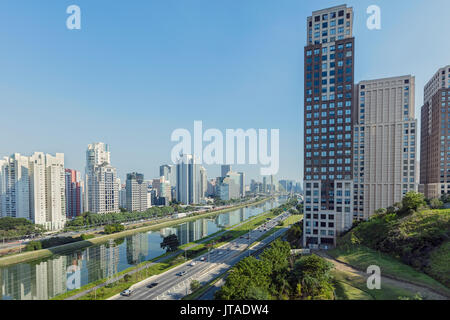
(0, 154), (31, 220)
(199, 166), (207, 202)
(85, 143), (119, 214)
(354, 75), (418, 220)
(0, 152), (66, 230)
(125, 172), (148, 212)
(176, 154), (200, 205)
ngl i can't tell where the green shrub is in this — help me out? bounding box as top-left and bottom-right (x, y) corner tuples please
(24, 241), (42, 251)
(104, 223), (125, 235)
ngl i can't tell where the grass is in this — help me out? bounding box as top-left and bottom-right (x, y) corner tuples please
(182, 272), (228, 300)
(328, 245), (450, 296)
(338, 209), (450, 290)
(332, 269), (417, 300)
(0, 197), (272, 267)
(281, 215), (303, 227)
(426, 241), (450, 287)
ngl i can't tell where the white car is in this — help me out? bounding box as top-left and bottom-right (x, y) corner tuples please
(121, 289), (132, 297)
(190, 262), (197, 267)
(200, 257), (206, 261)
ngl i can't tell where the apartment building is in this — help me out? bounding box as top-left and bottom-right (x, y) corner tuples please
(354, 75), (418, 220)
(85, 143), (119, 214)
(303, 5), (355, 248)
(65, 169), (84, 219)
(176, 154), (200, 205)
(420, 66), (450, 198)
(0, 153), (66, 230)
(125, 172), (148, 212)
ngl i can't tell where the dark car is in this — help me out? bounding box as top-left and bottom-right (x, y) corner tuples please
(147, 283), (159, 289)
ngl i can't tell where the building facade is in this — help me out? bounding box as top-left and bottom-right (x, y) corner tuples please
(354, 75), (418, 220)
(199, 166), (207, 202)
(238, 172), (245, 197)
(217, 172), (240, 201)
(303, 5), (355, 248)
(176, 154), (200, 205)
(420, 66), (450, 198)
(0, 154), (30, 220)
(125, 172), (148, 212)
(65, 169), (84, 219)
(0, 153), (66, 230)
(85, 143), (119, 214)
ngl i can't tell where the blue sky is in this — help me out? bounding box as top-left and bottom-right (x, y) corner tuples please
(0, 0), (449, 183)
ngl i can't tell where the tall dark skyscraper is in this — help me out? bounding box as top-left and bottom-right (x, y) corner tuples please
(420, 66), (450, 198)
(303, 5), (355, 248)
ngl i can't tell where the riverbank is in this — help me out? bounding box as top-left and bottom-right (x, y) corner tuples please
(52, 199), (290, 300)
(0, 197), (273, 268)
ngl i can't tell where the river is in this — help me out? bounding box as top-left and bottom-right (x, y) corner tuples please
(0, 197), (287, 300)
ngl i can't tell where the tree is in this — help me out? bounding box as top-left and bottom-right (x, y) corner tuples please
(160, 234), (180, 252)
(375, 208), (387, 215)
(0, 217), (45, 240)
(24, 241), (42, 251)
(246, 286), (271, 300)
(430, 198), (444, 209)
(124, 274), (132, 282)
(260, 240), (291, 274)
(215, 257), (272, 300)
(286, 222), (303, 249)
(402, 192), (426, 212)
(440, 194), (450, 203)
(291, 255), (335, 300)
(190, 280), (201, 292)
(104, 223), (124, 234)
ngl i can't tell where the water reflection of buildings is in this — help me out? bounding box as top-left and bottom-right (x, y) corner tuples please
(0, 241), (123, 301)
(126, 233), (149, 265)
(215, 208), (245, 228)
(85, 242), (120, 283)
(160, 219), (209, 245)
(1, 256), (67, 300)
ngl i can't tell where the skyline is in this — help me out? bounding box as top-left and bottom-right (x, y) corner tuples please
(1, 1), (450, 182)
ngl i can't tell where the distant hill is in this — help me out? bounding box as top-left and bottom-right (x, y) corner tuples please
(337, 209), (450, 288)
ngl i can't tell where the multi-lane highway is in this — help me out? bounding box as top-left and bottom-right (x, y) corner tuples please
(112, 211), (291, 300)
